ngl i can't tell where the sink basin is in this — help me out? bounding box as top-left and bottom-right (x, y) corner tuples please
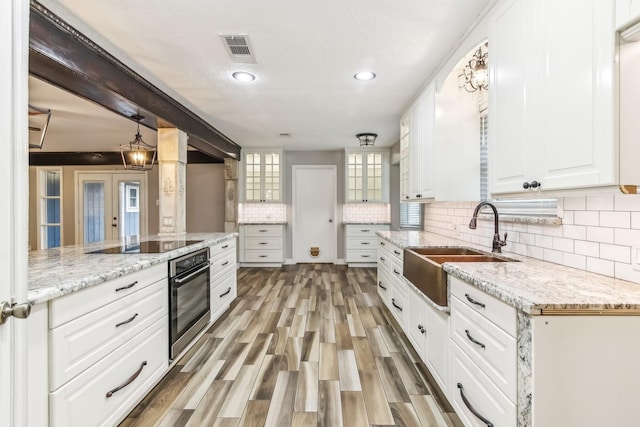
(402, 247), (516, 307)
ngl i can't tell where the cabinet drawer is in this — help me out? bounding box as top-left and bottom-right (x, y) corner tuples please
(451, 342), (516, 427)
(50, 317), (168, 427)
(245, 237), (283, 250)
(377, 269), (391, 303)
(346, 236), (378, 249)
(49, 263), (166, 329)
(244, 250), (283, 263)
(345, 224), (388, 237)
(377, 247), (392, 271)
(243, 224), (283, 237)
(211, 270), (237, 321)
(345, 249), (378, 262)
(389, 257), (404, 281)
(49, 279), (168, 391)
(450, 277), (516, 337)
(209, 238), (236, 259)
(381, 241), (403, 262)
(451, 296), (517, 401)
(209, 250), (236, 279)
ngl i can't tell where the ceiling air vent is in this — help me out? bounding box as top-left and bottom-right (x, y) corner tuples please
(220, 34), (256, 63)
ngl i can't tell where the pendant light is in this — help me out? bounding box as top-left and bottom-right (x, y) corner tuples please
(458, 43), (489, 93)
(120, 115), (156, 171)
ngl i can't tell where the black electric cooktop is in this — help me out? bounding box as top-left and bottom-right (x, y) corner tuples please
(89, 240), (203, 254)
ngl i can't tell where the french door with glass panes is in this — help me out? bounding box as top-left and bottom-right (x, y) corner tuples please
(76, 172), (147, 244)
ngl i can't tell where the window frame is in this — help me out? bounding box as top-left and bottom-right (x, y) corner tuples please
(36, 167), (63, 249)
(399, 201), (424, 230)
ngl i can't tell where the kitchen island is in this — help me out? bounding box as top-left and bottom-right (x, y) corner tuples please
(377, 230), (640, 427)
(27, 233), (237, 427)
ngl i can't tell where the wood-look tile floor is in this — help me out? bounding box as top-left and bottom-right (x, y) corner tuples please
(120, 264), (463, 427)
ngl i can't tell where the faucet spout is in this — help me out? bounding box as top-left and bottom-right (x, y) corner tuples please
(468, 202), (508, 253)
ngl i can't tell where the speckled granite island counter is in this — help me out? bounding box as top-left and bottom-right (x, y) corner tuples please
(376, 230), (640, 427)
(28, 232), (237, 304)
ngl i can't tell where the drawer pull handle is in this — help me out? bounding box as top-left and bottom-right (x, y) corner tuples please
(222, 244), (229, 249)
(361, 242), (370, 245)
(259, 229), (268, 232)
(115, 281), (138, 292)
(220, 287), (232, 298)
(465, 329), (486, 349)
(418, 324), (426, 334)
(379, 256), (386, 261)
(115, 313), (139, 328)
(361, 255), (371, 258)
(259, 242), (268, 245)
(361, 229), (371, 232)
(457, 383), (494, 427)
(222, 261), (229, 266)
(106, 361), (147, 398)
(380, 242), (385, 246)
(394, 250), (401, 255)
(393, 268), (401, 275)
(378, 281), (387, 290)
(392, 299), (403, 311)
(259, 255), (268, 258)
(465, 293), (486, 309)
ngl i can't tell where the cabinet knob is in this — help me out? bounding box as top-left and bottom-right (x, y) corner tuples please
(523, 180), (541, 190)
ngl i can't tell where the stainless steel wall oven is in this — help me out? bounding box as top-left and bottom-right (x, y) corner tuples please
(168, 247), (210, 359)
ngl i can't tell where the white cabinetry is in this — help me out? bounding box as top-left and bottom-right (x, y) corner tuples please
(489, 0), (615, 195)
(449, 276), (517, 427)
(401, 83), (436, 201)
(399, 113), (411, 200)
(616, 0), (640, 29)
(239, 224), (285, 266)
(345, 224), (389, 266)
(209, 238), (237, 321)
(48, 264), (169, 427)
(345, 149), (389, 203)
(242, 148), (283, 202)
(377, 238), (406, 327)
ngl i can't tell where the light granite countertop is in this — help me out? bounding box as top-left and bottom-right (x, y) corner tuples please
(377, 230), (640, 315)
(28, 232), (237, 305)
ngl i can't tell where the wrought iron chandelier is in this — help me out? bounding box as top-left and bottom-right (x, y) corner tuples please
(356, 133), (377, 147)
(459, 43), (488, 93)
(120, 115), (156, 171)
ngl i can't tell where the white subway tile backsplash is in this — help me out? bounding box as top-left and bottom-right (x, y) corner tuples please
(564, 196), (586, 211)
(238, 203), (287, 223)
(599, 211), (631, 229)
(343, 203), (390, 223)
(574, 211), (599, 226)
(614, 195), (640, 212)
(562, 224), (586, 240)
(587, 257), (615, 277)
(613, 228), (640, 247)
(586, 226), (615, 244)
(563, 253), (586, 270)
(574, 240), (599, 258)
(424, 197), (640, 285)
(552, 237), (574, 253)
(600, 243), (631, 263)
(586, 195), (614, 211)
(543, 248), (563, 264)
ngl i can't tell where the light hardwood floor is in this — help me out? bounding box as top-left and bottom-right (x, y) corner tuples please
(120, 264), (462, 427)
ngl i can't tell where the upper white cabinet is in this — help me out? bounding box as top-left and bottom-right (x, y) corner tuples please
(399, 114), (411, 200)
(616, 0), (640, 29)
(241, 148), (283, 203)
(489, 0), (615, 195)
(401, 83), (436, 201)
(345, 149), (389, 203)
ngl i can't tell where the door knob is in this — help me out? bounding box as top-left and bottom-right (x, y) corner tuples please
(329, 219), (333, 223)
(0, 301), (31, 325)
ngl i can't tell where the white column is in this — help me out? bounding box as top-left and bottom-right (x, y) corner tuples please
(157, 128), (187, 236)
(224, 158), (239, 233)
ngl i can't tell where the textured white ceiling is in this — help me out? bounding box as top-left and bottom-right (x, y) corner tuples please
(34, 0), (491, 152)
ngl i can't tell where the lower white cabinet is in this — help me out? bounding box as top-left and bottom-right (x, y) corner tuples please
(345, 224), (389, 266)
(209, 238), (237, 323)
(239, 224), (285, 266)
(50, 317), (168, 427)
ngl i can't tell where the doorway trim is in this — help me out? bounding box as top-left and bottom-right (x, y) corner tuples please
(291, 165), (338, 264)
(74, 170), (149, 244)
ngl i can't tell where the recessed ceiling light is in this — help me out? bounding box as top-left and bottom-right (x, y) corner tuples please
(232, 71), (255, 82)
(354, 71), (376, 81)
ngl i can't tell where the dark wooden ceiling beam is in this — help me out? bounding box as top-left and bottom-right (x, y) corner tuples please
(29, 1), (241, 162)
(29, 151), (222, 166)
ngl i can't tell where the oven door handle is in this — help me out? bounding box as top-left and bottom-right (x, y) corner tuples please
(173, 262), (211, 284)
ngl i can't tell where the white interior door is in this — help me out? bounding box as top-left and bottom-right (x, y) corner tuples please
(293, 165), (337, 263)
(76, 172), (147, 244)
